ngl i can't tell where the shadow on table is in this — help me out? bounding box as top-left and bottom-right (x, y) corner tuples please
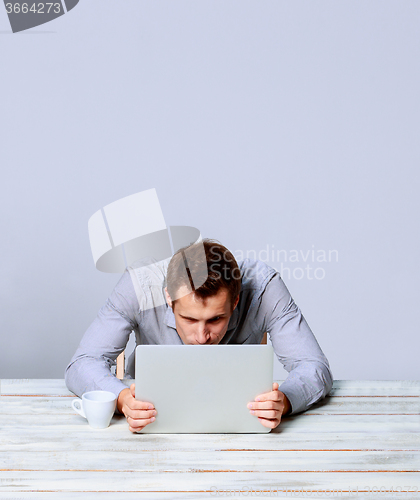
(271, 396), (333, 434)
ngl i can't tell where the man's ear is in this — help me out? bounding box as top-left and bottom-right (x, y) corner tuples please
(232, 294), (240, 311)
(164, 287), (173, 308)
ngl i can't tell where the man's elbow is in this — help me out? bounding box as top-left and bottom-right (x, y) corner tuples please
(324, 361), (334, 395)
(315, 359), (334, 399)
(64, 361), (75, 393)
(64, 358), (83, 396)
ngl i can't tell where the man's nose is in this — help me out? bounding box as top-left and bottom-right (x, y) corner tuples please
(195, 325), (210, 344)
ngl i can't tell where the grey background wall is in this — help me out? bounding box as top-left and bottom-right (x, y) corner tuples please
(1, 1), (419, 381)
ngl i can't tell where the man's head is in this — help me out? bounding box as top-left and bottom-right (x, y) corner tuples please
(165, 239), (241, 345)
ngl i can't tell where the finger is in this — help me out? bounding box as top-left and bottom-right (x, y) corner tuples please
(129, 425), (142, 433)
(130, 416), (156, 431)
(272, 382), (279, 391)
(255, 390), (281, 402)
(257, 417), (281, 429)
(126, 408), (157, 420)
(127, 415), (156, 431)
(250, 408), (279, 419)
(129, 423), (149, 433)
(130, 383), (135, 397)
(248, 400), (280, 410)
(249, 392), (281, 407)
(127, 415), (156, 428)
(127, 400), (155, 411)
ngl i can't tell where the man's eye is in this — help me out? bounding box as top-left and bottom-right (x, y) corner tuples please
(210, 317), (221, 322)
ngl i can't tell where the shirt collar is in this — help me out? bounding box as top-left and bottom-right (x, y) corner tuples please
(164, 305), (177, 329)
(226, 303), (239, 331)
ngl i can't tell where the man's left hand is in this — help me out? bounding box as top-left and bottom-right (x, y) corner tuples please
(247, 382), (291, 430)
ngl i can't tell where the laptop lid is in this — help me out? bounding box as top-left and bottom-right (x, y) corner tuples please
(135, 344), (273, 433)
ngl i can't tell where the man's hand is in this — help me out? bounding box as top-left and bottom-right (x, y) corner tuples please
(117, 383), (157, 433)
(247, 382), (291, 430)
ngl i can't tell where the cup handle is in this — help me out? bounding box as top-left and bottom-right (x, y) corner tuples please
(72, 398), (86, 419)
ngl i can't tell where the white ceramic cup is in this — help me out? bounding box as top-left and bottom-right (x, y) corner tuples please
(72, 390), (117, 429)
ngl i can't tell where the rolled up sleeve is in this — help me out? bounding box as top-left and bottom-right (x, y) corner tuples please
(258, 273), (333, 415)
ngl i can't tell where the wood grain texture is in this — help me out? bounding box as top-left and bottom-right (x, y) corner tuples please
(1, 449), (419, 471)
(1, 379), (419, 396)
(0, 494), (411, 500)
(1, 395), (419, 415)
(0, 470), (419, 492)
(0, 379), (419, 498)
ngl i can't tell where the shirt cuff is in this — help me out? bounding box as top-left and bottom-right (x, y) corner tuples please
(278, 381), (309, 415)
(95, 374), (130, 395)
(278, 365), (333, 415)
(92, 375), (131, 414)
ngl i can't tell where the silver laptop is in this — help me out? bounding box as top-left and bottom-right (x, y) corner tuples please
(135, 344), (273, 433)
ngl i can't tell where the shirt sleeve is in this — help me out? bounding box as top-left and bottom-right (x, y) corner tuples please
(257, 272), (333, 415)
(64, 270), (138, 405)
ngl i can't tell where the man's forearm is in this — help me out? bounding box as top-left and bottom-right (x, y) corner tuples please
(65, 356), (129, 403)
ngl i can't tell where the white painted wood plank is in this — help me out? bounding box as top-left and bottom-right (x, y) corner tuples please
(1, 449), (418, 472)
(328, 380), (420, 396)
(2, 412), (420, 434)
(0, 470), (419, 493)
(2, 429), (419, 453)
(0, 379), (72, 396)
(307, 396), (420, 414)
(3, 410), (420, 431)
(2, 432), (419, 454)
(1, 415), (419, 452)
(1, 379), (419, 396)
(0, 494), (411, 500)
(1, 395), (419, 415)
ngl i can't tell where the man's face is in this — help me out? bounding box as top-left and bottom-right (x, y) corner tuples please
(165, 286), (239, 345)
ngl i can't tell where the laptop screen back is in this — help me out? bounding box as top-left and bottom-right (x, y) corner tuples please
(135, 344), (274, 433)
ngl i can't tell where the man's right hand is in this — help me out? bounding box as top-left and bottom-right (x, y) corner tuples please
(117, 383), (156, 433)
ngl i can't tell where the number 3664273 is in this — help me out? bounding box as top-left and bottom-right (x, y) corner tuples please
(5, 3), (62, 14)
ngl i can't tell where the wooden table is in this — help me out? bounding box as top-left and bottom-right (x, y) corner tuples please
(1, 379), (419, 499)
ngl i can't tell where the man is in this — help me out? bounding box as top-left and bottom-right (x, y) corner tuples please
(65, 239), (333, 433)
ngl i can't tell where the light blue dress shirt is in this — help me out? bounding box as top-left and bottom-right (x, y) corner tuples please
(65, 258), (333, 415)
